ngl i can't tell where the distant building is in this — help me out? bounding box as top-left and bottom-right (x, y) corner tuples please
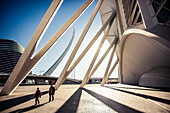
(0, 39), (24, 74)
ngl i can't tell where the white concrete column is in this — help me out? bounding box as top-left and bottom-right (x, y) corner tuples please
(1, 0), (94, 95)
(81, 38), (118, 87)
(66, 12), (116, 76)
(55, 0), (104, 90)
(101, 43), (117, 86)
(0, 0), (64, 95)
(80, 16), (116, 88)
(105, 59), (119, 84)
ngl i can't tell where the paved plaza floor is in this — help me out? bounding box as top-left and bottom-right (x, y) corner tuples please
(0, 84), (170, 113)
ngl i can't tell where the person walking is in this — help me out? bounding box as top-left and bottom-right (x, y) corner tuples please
(49, 84), (55, 102)
(35, 87), (41, 105)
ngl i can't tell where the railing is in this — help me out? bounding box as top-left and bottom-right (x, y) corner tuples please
(122, 0), (143, 28)
(119, 0), (169, 32)
(148, 0), (170, 26)
(116, 0), (144, 36)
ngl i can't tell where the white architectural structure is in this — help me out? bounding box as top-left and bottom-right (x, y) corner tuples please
(43, 29), (75, 76)
(100, 0), (170, 88)
(1, 0), (170, 95)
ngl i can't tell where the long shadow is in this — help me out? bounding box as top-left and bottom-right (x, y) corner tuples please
(106, 86), (170, 92)
(56, 88), (82, 113)
(10, 102), (49, 113)
(104, 86), (170, 105)
(0, 90), (49, 112)
(83, 88), (143, 113)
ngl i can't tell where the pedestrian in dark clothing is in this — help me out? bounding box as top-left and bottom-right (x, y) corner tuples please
(35, 87), (41, 105)
(49, 84), (55, 102)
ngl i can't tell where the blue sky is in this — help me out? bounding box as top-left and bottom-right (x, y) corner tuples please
(0, 0), (118, 80)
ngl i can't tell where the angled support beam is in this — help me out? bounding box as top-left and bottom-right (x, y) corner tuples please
(133, 9), (141, 25)
(0, 0), (64, 95)
(31, 0), (94, 71)
(115, 0), (127, 34)
(137, 0), (158, 29)
(1, 0), (94, 95)
(129, 2), (138, 26)
(148, 0), (154, 5)
(80, 24), (112, 88)
(43, 28), (75, 76)
(103, 58), (119, 85)
(101, 42), (117, 86)
(125, 0), (130, 21)
(55, 0), (104, 90)
(127, 0), (134, 25)
(66, 12), (116, 76)
(153, 0), (167, 17)
(81, 38), (118, 87)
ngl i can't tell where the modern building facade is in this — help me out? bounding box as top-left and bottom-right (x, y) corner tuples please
(0, 39), (24, 74)
(99, 0), (170, 88)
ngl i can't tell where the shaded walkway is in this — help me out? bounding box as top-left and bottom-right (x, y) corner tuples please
(56, 88), (82, 113)
(0, 90), (48, 112)
(10, 102), (49, 113)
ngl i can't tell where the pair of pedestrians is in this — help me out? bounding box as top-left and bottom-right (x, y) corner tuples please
(34, 84), (55, 105)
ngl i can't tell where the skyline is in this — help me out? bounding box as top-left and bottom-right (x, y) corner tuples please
(0, 0), (118, 80)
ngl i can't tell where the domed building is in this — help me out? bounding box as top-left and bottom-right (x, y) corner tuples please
(0, 39), (24, 74)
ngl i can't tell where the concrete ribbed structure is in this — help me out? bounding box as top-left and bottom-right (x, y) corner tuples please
(100, 0), (170, 88)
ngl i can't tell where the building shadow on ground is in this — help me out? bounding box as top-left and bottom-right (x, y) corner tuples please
(56, 88), (82, 113)
(104, 86), (170, 105)
(105, 85), (170, 92)
(82, 88), (143, 113)
(10, 102), (49, 113)
(0, 90), (49, 112)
